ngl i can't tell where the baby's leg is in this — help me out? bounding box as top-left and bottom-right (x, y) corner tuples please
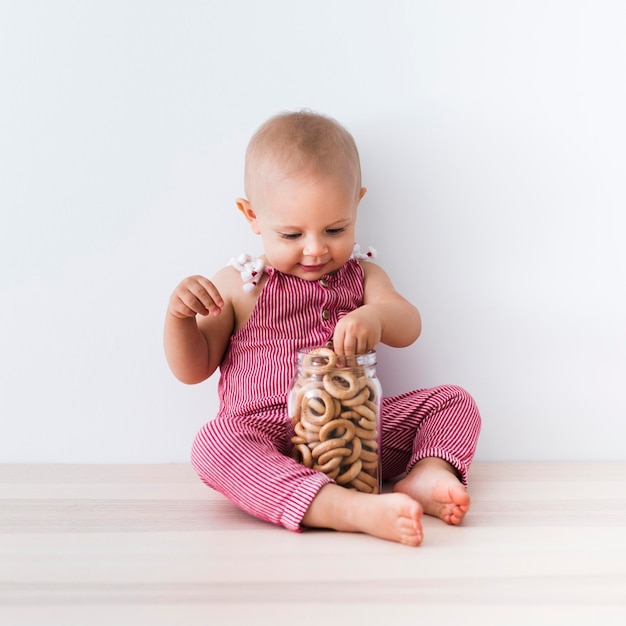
(192, 414), (334, 531)
(192, 414), (424, 545)
(302, 484), (423, 546)
(381, 385), (481, 525)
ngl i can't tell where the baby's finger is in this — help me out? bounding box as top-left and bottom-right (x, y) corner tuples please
(169, 293), (205, 319)
(188, 279), (223, 316)
(334, 330), (368, 357)
(357, 335), (371, 355)
(333, 330), (357, 357)
(342, 338), (357, 357)
(196, 277), (225, 309)
(331, 328), (345, 356)
(175, 291), (210, 317)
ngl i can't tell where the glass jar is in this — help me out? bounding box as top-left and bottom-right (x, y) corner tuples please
(288, 347), (381, 494)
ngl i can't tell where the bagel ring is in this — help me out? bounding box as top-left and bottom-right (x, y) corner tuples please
(358, 417), (376, 431)
(364, 379), (379, 401)
(336, 459), (363, 485)
(361, 437), (378, 452)
(364, 400), (378, 416)
(289, 380), (324, 421)
(360, 448), (379, 463)
(353, 402), (377, 422)
(299, 413), (324, 434)
(313, 455), (343, 474)
(301, 389), (336, 426)
(322, 371), (365, 400)
(290, 434), (309, 445)
(294, 419), (318, 437)
(342, 436), (362, 465)
(339, 385), (370, 407)
(355, 470), (379, 489)
(354, 426), (377, 440)
(339, 410), (360, 421)
(361, 459), (378, 473)
(319, 418), (356, 443)
(349, 477), (373, 493)
(326, 466), (341, 480)
(311, 437), (348, 459)
(317, 446), (351, 466)
(294, 420), (320, 440)
(301, 347), (337, 373)
(292, 443), (313, 468)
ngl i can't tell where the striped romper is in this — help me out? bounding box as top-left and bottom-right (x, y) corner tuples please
(191, 257), (481, 531)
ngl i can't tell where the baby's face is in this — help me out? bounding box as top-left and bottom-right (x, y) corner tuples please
(245, 170), (364, 281)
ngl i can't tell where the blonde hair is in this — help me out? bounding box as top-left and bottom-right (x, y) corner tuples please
(244, 110), (362, 199)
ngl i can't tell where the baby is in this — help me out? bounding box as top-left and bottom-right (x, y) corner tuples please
(164, 110), (481, 546)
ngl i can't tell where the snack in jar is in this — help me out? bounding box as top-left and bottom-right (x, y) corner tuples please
(288, 347), (381, 494)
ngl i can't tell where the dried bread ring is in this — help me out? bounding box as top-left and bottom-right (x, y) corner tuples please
(301, 389), (335, 426)
(355, 470), (378, 489)
(319, 418), (356, 443)
(349, 477), (374, 493)
(317, 446), (351, 466)
(360, 448), (378, 463)
(336, 459), (362, 485)
(302, 347), (337, 373)
(313, 455), (343, 474)
(358, 417), (376, 431)
(364, 400), (378, 416)
(361, 460), (378, 473)
(294, 420), (320, 440)
(289, 380), (324, 424)
(364, 379), (379, 401)
(326, 466), (341, 480)
(353, 402), (377, 422)
(354, 426), (377, 441)
(292, 443), (313, 468)
(339, 410), (360, 421)
(311, 438), (348, 459)
(322, 371), (364, 400)
(342, 436), (362, 465)
(361, 438), (378, 451)
(340, 385), (370, 407)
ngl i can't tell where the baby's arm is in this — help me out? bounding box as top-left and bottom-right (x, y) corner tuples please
(332, 262), (421, 356)
(163, 267), (237, 384)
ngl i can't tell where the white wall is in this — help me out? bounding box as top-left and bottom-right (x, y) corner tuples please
(1, 0), (625, 463)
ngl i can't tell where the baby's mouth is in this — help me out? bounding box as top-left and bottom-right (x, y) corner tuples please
(299, 263), (327, 272)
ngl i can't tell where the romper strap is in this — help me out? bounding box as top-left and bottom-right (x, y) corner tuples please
(228, 253), (266, 294)
(351, 243), (377, 261)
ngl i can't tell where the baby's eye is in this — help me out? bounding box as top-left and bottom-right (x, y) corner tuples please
(326, 227), (346, 236)
(280, 233), (301, 240)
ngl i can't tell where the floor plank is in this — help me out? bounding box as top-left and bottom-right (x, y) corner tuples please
(1, 463), (625, 625)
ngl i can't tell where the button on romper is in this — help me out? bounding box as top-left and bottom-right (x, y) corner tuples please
(191, 257), (481, 531)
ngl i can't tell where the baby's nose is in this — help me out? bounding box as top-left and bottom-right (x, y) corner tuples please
(303, 236), (326, 257)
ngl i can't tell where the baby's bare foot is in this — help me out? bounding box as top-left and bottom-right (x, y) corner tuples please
(303, 485), (423, 546)
(393, 457), (470, 525)
(350, 492), (424, 546)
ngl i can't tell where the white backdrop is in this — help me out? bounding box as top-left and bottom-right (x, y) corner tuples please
(1, 0), (625, 463)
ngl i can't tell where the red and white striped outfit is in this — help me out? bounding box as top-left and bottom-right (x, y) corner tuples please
(191, 257), (481, 531)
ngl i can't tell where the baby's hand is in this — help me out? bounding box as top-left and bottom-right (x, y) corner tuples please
(332, 308), (382, 356)
(168, 275), (225, 319)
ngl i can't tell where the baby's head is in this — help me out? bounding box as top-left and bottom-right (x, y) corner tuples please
(243, 110), (362, 203)
(237, 111), (366, 281)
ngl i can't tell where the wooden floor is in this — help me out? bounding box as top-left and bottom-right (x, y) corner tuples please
(1, 463), (625, 626)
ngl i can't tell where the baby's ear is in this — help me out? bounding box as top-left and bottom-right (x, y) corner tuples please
(236, 198), (261, 234)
